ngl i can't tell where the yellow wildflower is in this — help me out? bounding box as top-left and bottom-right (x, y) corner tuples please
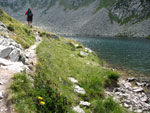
(37, 96), (43, 100)
(40, 101), (45, 105)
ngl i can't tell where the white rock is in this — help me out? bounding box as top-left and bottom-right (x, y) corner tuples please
(74, 85), (86, 94)
(133, 87), (144, 93)
(1, 60), (28, 73)
(85, 48), (93, 53)
(9, 49), (19, 62)
(73, 106), (85, 113)
(140, 96), (147, 102)
(0, 45), (12, 58)
(68, 77), (78, 83)
(127, 77), (136, 82)
(136, 82), (146, 86)
(79, 51), (88, 57)
(134, 109), (143, 113)
(80, 101), (90, 107)
(124, 103), (130, 108)
(0, 58), (14, 66)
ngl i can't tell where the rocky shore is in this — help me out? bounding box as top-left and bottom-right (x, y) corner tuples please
(106, 77), (150, 113)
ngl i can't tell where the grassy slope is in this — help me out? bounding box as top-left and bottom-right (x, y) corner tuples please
(0, 6), (128, 113)
(0, 8), (35, 49)
(10, 32), (128, 112)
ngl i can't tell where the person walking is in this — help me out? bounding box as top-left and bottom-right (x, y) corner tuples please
(25, 8), (33, 27)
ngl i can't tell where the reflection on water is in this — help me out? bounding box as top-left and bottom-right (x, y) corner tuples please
(66, 36), (150, 76)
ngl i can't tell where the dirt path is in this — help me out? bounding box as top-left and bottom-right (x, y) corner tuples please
(0, 31), (42, 113)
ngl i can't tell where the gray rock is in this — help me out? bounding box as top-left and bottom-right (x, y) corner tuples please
(74, 85), (86, 94)
(0, 21), (7, 32)
(9, 49), (19, 62)
(0, 45), (12, 58)
(73, 106), (85, 113)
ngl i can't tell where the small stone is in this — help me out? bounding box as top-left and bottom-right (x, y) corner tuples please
(70, 54), (75, 57)
(140, 96), (147, 102)
(133, 87), (144, 93)
(73, 106), (85, 113)
(79, 51), (88, 57)
(85, 48), (93, 53)
(74, 85), (86, 94)
(68, 77), (78, 83)
(0, 91), (4, 99)
(136, 82), (146, 86)
(127, 77), (136, 82)
(124, 103), (129, 108)
(0, 82), (3, 85)
(134, 109), (143, 113)
(79, 101), (90, 107)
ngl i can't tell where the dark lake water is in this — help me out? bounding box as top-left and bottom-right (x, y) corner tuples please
(66, 36), (150, 76)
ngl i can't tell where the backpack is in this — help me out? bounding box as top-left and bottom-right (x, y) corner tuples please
(28, 11), (33, 17)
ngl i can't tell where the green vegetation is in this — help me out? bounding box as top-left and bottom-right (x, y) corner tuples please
(145, 35), (150, 39)
(0, 8), (35, 49)
(108, 10), (139, 25)
(10, 31), (128, 112)
(95, 0), (116, 12)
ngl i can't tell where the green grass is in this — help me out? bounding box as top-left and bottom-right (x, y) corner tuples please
(0, 8), (35, 49)
(10, 33), (128, 112)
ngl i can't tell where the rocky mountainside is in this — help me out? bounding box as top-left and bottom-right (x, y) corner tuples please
(0, 0), (150, 37)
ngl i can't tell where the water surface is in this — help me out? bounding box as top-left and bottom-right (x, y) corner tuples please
(67, 36), (150, 76)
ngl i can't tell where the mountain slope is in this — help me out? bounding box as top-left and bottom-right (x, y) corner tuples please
(0, 0), (150, 37)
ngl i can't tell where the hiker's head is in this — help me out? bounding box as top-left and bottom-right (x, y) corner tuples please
(28, 8), (31, 12)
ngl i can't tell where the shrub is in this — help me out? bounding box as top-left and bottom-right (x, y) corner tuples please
(104, 71), (120, 87)
(145, 35), (150, 39)
(7, 24), (15, 31)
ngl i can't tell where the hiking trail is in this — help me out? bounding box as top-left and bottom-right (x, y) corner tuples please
(0, 31), (42, 113)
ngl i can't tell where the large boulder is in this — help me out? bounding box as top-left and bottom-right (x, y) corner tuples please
(0, 45), (12, 58)
(0, 35), (26, 63)
(9, 49), (19, 62)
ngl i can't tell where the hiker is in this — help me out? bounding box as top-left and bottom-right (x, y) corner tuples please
(25, 8), (33, 27)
